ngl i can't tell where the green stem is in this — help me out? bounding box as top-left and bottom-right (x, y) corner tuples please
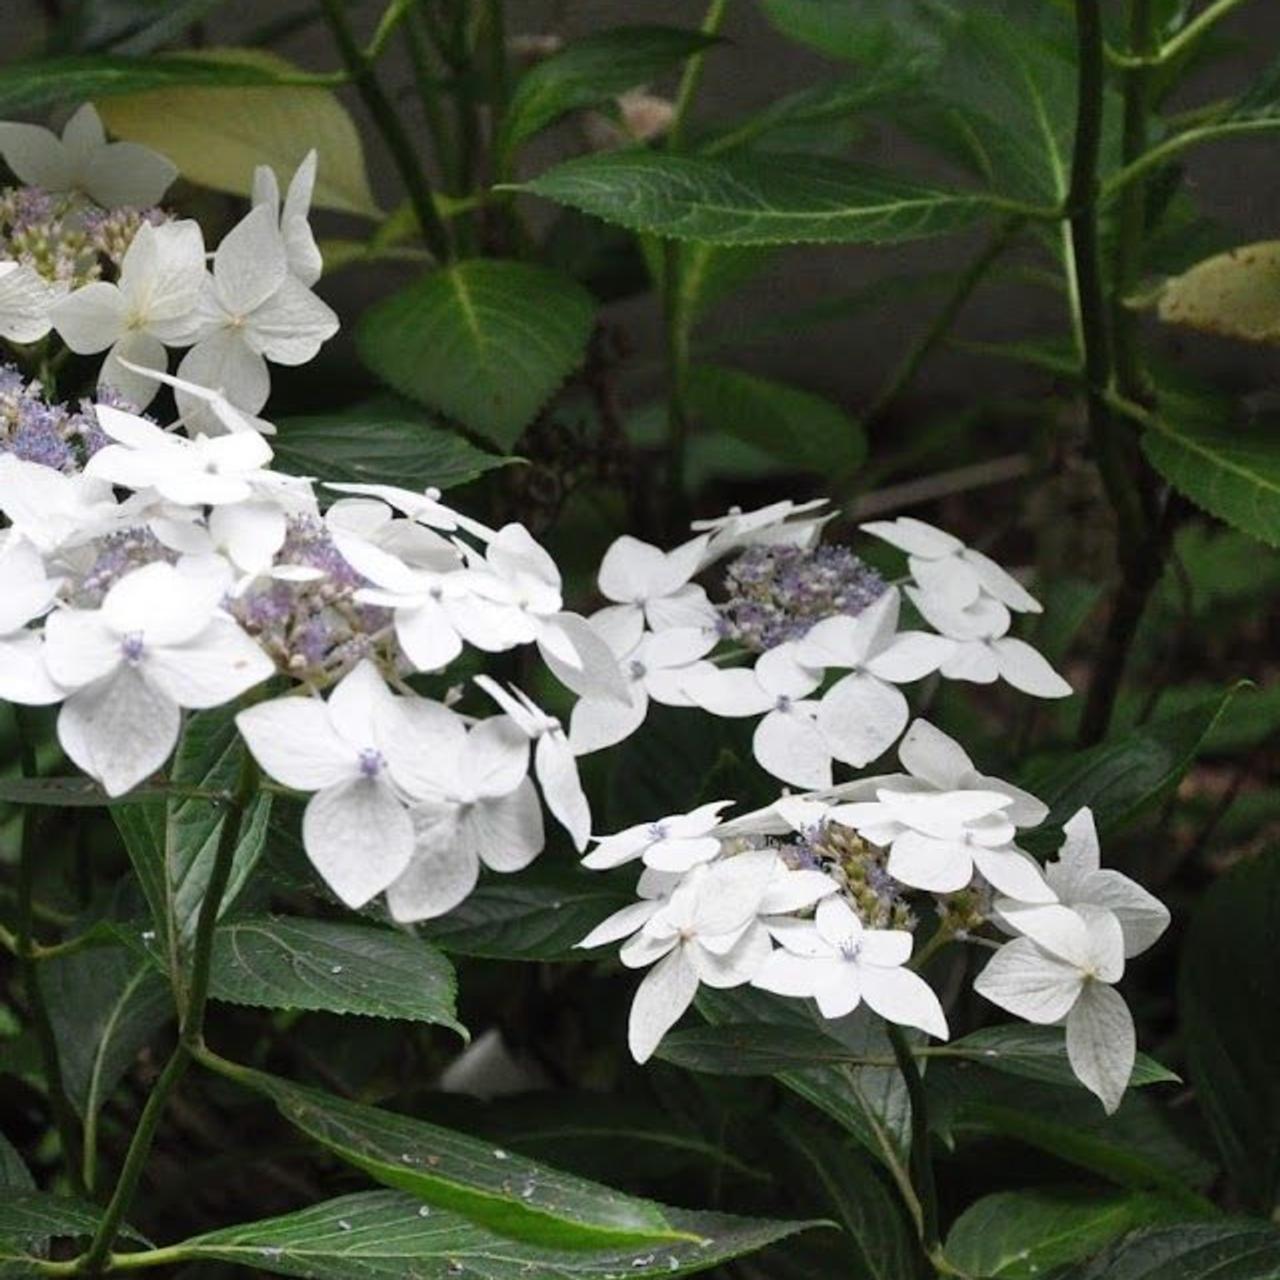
(403, 9), (459, 192)
(319, 0), (452, 260)
(75, 757), (258, 1274)
(1110, 0), (1250, 66)
(859, 214), (1026, 430)
(1104, 118), (1280, 198)
(660, 0), (728, 526)
(13, 707), (86, 1197)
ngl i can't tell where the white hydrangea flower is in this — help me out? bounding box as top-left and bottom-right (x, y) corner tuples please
(754, 896), (949, 1038)
(84, 405), (276, 506)
(568, 618), (715, 756)
(594, 533), (717, 633)
(176, 204), (338, 431)
(907, 585), (1071, 698)
(252, 151), (323, 287)
(51, 220), (206, 407)
(693, 498), (831, 567)
(582, 800), (734, 872)
(832, 787), (1054, 903)
(794, 587), (952, 768)
(0, 455), (121, 555)
(45, 561), (273, 796)
(861, 516), (1042, 614)
(609, 850), (837, 1062)
(382, 710), (542, 922)
(236, 662), (430, 908)
(681, 643), (830, 789)
(0, 535), (65, 705)
(0, 260), (64, 343)
(995, 808), (1170, 960)
(974, 902), (1134, 1113)
(475, 676), (591, 851)
(0, 103), (176, 208)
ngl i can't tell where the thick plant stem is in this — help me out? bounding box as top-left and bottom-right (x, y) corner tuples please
(1068, 0), (1159, 747)
(13, 708), (86, 1197)
(661, 0), (728, 528)
(76, 757), (257, 1274)
(320, 0), (452, 262)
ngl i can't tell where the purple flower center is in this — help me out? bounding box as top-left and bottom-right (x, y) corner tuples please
(839, 937), (862, 962)
(120, 632), (145, 662)
(358, 748), (385, 779)
(628, 659), (647, 680)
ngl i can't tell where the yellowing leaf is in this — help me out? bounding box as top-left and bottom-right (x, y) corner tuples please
(1157, 242), (1280, 345)
(97, 48), (380, 218)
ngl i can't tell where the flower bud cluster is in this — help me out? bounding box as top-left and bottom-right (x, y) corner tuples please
(0, 363), (122, 471)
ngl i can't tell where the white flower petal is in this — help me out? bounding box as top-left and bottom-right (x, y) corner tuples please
(859, 964), (949, 1039)
(303, 777), (413, 908)
(754, 704), (832, 789)
(535, 732), (591, 851)
(753, 948), (825, 999)
(176, 331), (271, 431)
(598, 535), (668, 603)
(568, 687), (648, 756)
(143, 617), (273, 709)
(680, 663), (775, 717)
(50, 281), (126, 354)
(244, 275), (338, 365)
(886, 830), (974, 893)
(991, 637), (1072, 698)
(628, 947), (700, 1063)
(41, 608), (120, 690)
(689, 922), (772, 988)
(0, 633), (65, 705)
(385, 806), (479, 921)
(1066, 981), (1135, 1114)
(972, 845), (1056, 904)
(100, 331), (169, 409)
(235, 696), (356, 790)
(57, 666), (180, 796)
(864, 631), (952, 683)
(939, 640), (1001, 683)
(817, 671), (908, 768)
(577, 900), (661, 949)
(861, 516), (961, 558)
(84, 140), (177, 208)
(468, 779), (545, 872)
(0, 262), (60, 344)
(973, 936), (1084, 1024)
(0, 121), (71, 190)
(963, 547), (1042, 613)
(214, 204), (288, 316)
(898, 719), (972, 789)
(1081, 870), (1170, 958)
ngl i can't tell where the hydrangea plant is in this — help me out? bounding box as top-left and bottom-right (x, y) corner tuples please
(0, 3), (1278, 1278)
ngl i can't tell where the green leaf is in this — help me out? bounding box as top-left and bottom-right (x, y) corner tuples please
(419, 862), (632, 962)
(0, 1132), (32, 1191)
(1019, 684), (1242, 850)
(520, 150), (992, 246)
(0, 53), (312, 115)
(929, 1068), (1215, 1211)
(656, 1022), (883, 1075)
(943, 1027), (1179, 1090)
(697, 988), (912, 1173)
(39, 946), (170, 1122)
(208, 916), (464, 1033)
(945, 1188), (1191, 1278)
(0, 1191), (144, 1259)
(1060, 1222), (1280, 1280)
(272, 405), (510, 493)
(232, 1068), (696, 1248)
(500, 26), (720, 156)
(1157, 243), (1280, 346)
(758, 0), (947, 65)
(1140, 386), (1280, 548)
(98, 48), (379, 216)
(357, 259), (596, 450)
(773, 1117), (920, 1280)
(0, 776), (175, 806)
(1181, 846), (1280, 1212)
(113, 707), (272, 990)
(686, 363), (865, 475)
(173, 1189), (820, 1279)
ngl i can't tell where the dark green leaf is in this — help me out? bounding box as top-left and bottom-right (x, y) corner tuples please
(0, 1191), (144, 1271)
(272, 407), (510, 493)
(233, 1068), (695, 1248)
(208, 916), (463, 1033)
(356, 259), (596, 450)
(0, 1132), (32, 1191)
(0, 54), (309, 115)
(174, 1190), (820, 1279)
(943, 1027), (1179, 1090)
(1060, 1222), (1280, 1280)
(40, 947), (170, 1122)
(500, 26), (720, 156)
(758, 0), (947, 65)
(657, 1022), (883, 1075)
(1181, 846), (1280, 1212)
(945, 1188), (1192, 1278)
(697, 988), (912, 1172)
(0, 776), (174, 806)
(1141, 386), (1280, 548)
(113, 707), (271, 988)
(686, 363), (865, 475)
(1019, 684), (1243, 851)
(520, 150), (992, 246)
(419, 863), (632, 962)
(773, 1117), (920, 1280)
